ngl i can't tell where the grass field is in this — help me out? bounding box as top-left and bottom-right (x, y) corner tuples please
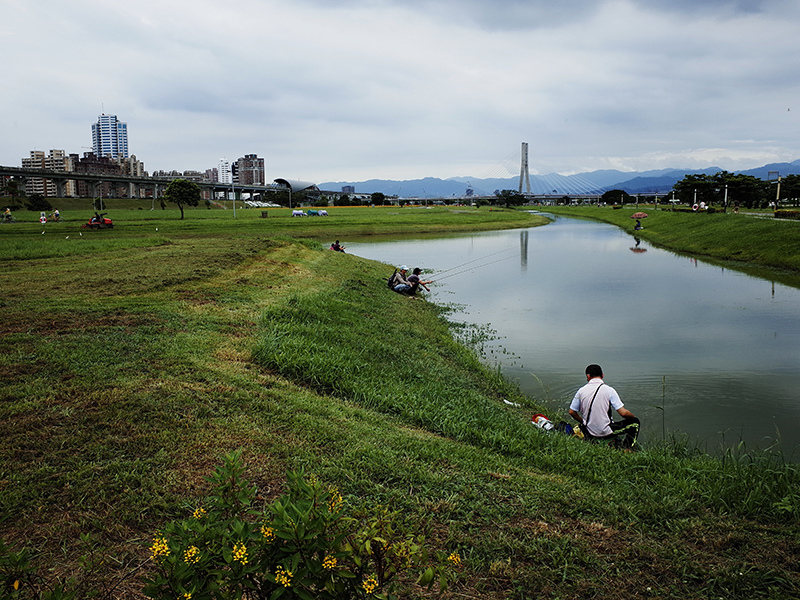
(541, 205), (800, 288)
(1, 205), (799, 599)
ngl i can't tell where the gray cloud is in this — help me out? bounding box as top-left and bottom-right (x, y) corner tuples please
(2, 0), (799, 181)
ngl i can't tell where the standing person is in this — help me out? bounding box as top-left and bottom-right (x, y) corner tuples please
(568, 364), (640, 449)
(390, 265), (413, 294)
(407, 267), (432, 295)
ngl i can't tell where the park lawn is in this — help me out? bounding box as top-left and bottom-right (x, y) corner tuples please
(1, 208), (799, 599)
(541, 205), (800, 284)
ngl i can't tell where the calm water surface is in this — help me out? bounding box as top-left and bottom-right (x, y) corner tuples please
(346, 214), (800, 457)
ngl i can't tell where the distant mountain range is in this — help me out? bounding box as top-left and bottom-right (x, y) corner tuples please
(319, 160), (800, 198)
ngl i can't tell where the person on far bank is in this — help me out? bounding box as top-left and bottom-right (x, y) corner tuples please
(568, 364), (640, 449)
(330, 240), (345, 252)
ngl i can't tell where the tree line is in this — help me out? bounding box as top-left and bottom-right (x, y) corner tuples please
(600, 172), (800, 209)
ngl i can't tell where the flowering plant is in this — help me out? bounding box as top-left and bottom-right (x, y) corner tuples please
(142, 451), (460, 599)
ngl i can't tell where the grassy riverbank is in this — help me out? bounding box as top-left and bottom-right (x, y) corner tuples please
(1, 207), (799, 599)
(541, 205), (800, 286)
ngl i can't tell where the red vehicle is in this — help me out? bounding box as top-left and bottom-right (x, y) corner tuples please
(82, 212), (114, 229)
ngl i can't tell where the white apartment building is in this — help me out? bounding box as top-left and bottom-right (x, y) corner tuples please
(21, 150), (76, 197)
(219, 158), (232, 184)
(92, 114), (129, 159)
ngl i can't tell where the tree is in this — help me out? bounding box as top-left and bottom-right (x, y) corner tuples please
(334, 194), (352, 207)
(600, 189), (632, 205)
(1, 178), (24, 205)
(371, 192), (387, 206)
(671, 174), (716, 206)
(164, 179), (201, 219)
(780, 174), (800, 206)
(718, 172), (767, 209)
(25, 193), (53, 212)
(494, 189), (525, 208)
(672, 172), (768, 209)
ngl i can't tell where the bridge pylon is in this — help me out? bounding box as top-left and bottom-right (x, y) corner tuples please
(519, 142), (531, 195)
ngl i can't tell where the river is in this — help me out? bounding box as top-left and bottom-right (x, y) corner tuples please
(345, 213), (800, 457)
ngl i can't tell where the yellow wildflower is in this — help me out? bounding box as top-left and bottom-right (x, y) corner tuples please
(150, 536), (170, 560)
(232, 541), (248, 565)
(448, 552), (462, 566)
(322, 555), (337, 570)
(192, 507), (207, 519)
(182, 593), (192, 600)
(183, 546), (200, 564)
(275, 565), (293, 588)
(261, 524), (275, 542)
(362, 575), (378, 595)
(327, 487), (343, 512)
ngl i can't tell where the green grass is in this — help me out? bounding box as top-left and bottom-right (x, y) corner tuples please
(542, 205), (800, 286)
(1, 209), (799, 599)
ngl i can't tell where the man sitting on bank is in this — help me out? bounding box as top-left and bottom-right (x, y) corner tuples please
(390, 266), (413, 294)
(568, 364), (640, 449)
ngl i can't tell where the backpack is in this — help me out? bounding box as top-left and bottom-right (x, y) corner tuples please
(387, 269), (397, 289)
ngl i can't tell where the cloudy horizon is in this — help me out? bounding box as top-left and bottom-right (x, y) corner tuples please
(2, 0), (799, 182)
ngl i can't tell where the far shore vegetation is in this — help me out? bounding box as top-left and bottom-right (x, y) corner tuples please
(1, 202), (799, 599)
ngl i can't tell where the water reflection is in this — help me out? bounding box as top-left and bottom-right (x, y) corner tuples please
(346, 215), (800, 458)
(520, 230), (528, 271)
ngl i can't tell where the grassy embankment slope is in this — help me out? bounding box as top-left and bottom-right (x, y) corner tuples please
(542, 204), (800, 287)
(1, 206), (799, 599)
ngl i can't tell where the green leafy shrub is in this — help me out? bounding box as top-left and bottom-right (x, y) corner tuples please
(143, 451), (459, 599)
(0, 533), (111, 600)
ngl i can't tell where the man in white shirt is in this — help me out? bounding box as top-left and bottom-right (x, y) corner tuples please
(569, 364), (640, 449)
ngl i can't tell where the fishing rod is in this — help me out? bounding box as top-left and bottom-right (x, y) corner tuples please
(430, 253), (517, 282)
(430, 248), (516, 278)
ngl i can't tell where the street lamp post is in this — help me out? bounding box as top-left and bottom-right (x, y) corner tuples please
(768, 170), (781, 211)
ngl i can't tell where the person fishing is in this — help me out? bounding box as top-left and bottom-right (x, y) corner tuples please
(407, 267), (432, 295)
(330, 240), (345, 252)
(389, 265), (413, 294)
(568, 364), (640, 449)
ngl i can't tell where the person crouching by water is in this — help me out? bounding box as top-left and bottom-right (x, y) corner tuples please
(407, 267), (432, 296)
(390, 265), (413, 294)
(568, 364), (640, 449)
(330, 240), (345, 252)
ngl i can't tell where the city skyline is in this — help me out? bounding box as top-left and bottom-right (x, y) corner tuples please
(2, 1), (800, 182)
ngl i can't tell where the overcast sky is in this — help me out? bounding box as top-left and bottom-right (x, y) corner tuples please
(2, 0), (799, 182)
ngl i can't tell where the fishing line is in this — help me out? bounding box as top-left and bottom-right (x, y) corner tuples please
(431, 253), (518, 282)
(431, 247), (516, 278)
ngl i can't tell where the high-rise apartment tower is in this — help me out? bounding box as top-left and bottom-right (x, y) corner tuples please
(92, 114), (129, 159)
